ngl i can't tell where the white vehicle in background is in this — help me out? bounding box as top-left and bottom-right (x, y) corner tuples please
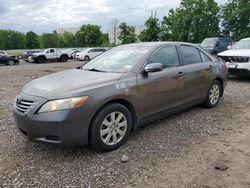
(0, 51), (9, 56)
(28, 48), (69, 63)
(75, 48), (107, 61)
(218, 38), (250, 77)
(62, 49), (80, 59)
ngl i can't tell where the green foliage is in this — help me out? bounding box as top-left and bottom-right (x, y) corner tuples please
(101, 33), (113, 47)
(139, 17), (160, 42)
(222, 0), (250, 41)
(75, 24), (103, 47)
(62, 32), (76, 47)
(25, 31), (39, 49)
(161, 0), (220, 43)
(118, 22), (137, 44)
(0, 30), (25, 50)
(39, 31), (59, 48)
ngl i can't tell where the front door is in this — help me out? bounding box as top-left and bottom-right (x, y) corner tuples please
(137, 45), (186, 119)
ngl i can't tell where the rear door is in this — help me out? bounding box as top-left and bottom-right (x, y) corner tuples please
(137, 45), (186, 119)
(178, 45), (213, 103)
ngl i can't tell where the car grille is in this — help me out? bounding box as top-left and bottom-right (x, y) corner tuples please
(15, 98), (36, 113)
(219, 56), (250, 63)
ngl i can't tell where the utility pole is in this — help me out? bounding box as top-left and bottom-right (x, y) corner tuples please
(111, 18), (119, 45)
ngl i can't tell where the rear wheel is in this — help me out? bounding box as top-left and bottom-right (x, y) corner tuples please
(37, 56), (46, 63)
(90, 103), (132, 152)
(205, 80), (222, 108)
(60, 55), (68, 62)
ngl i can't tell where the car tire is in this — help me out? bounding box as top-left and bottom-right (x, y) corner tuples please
(205, 80), (222, 108)
(60, 55), (68, 62)
(84, 56), (90, 61)
(7, 60), (15, 66)
(90, 103), (133, 152)
(37, 56), (46, 63)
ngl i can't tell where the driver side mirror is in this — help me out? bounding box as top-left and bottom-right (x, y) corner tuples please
(144, 63), (163, 74)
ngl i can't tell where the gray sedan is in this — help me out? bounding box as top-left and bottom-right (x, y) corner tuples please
(13, 42), (228, 152)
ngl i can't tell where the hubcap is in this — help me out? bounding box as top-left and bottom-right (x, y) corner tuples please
(209, 84), (220, 105)
(100, 111), (127, 146)
(9, 60), (14, 65)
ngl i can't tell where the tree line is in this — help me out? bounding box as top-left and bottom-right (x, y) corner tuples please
(119, 0), (250, 44)
(0, 0), (249, 50)
(0, 25), (109, 50)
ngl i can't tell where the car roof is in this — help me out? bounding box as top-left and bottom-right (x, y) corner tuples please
(241, 38), (250, 41)
(121, 42), (199, 48)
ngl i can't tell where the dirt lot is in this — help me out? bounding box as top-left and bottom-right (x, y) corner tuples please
(0, 61), (250, 188)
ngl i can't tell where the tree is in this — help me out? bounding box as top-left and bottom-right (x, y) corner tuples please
(75, 24), (103, 47)
(25, 31), (39, 49)
(62, 32), (76, 47)
(161, 0), (220, 43)
(139, 16), (160, 42)
(0, 30), (25, 50)
(118, 22), (137, 44)
(39, 31), (59, 48)
(222, 0), (250, 41)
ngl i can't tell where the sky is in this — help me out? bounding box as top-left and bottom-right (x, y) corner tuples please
(0, 0), (226, 34)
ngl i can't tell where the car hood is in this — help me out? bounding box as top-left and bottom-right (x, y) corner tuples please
(22, 69), (122, 100)
(218, 49), (250, 57)
(33, 52), (45, 56)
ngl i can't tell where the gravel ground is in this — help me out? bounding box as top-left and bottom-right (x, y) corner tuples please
(0, 60), (250, 187)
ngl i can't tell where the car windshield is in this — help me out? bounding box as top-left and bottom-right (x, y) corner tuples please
(81, 46), (150, 73)
(201, 38), (218, 47)
(233, 40), (250, 49)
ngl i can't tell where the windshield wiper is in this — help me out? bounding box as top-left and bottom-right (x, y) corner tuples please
(84, 68), (107, 73)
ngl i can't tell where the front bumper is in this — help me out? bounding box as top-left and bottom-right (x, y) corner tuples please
(227, 62), (250, 76)
(13, 92), (92, 146)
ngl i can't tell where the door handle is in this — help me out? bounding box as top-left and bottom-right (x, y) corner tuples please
(178, 72), (184, 77)
(209, 65), (213, 70)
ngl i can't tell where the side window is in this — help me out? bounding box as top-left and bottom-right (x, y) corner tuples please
(147, 46), (179, 69)
(88, 49), (94, 53)
(50, 49), (55, 53)
(200, 51), (212, 62)
(180, 45), (202, 65)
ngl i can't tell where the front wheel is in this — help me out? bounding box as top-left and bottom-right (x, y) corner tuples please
(205, 80), (222, 108)
(90, 103), (132, 152)
(7, 60), (15, 66)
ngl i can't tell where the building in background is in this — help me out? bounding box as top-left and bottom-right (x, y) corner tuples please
(57, 28), (78, 35)
(108, 25), (146, 45)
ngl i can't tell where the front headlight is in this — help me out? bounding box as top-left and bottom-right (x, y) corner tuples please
(38, 96), (88, 113)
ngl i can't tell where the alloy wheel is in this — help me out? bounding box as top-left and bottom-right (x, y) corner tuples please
(100, 111), (128, 146)
(209, 84), (220, 105)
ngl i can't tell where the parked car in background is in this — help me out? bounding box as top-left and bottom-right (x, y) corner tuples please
(201, 37), (232, 55)
(0, 53), (19, 66)
(22, 50), (42, 62)
(71, 50), (81, 59)
(75, 48), (107, 61)
(217, 38), (250, 77)
(0, 51), (8, 56)
(28, 48), (69, 63)
(13, 42), (227, 152)
(62, 49), (79, 59)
